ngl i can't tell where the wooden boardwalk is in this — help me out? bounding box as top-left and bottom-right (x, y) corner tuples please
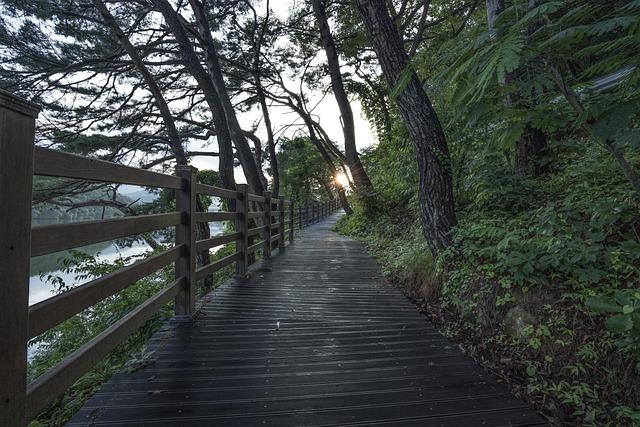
(68, 213), (546, 426)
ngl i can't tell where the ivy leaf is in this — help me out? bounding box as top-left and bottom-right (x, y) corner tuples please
(585, 296), (622, 313)
(606, 314), (633, 333)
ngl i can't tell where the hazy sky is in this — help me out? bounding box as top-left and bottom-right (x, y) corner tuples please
(188, 0), (376, 182)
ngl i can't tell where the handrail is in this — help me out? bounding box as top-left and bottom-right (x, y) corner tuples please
(31, 212), (183, 257)
(28, 245), (184, 338)
(25, 277), (185, 419)
(34, 147), (183, 189)
(0, 90), (340, 425)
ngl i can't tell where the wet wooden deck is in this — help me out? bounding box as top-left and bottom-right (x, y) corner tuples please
(68, 213), (546, 426)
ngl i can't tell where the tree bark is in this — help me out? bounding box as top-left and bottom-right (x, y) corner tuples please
(97, 0), (212, 281)
(354, 0), (456, 252)
(243, 131), (269, 189)
(188, 0), (265, 195)
(317, 176), (336, 201)
(311, 0), (375, 203)
(487, 0), (548, 176)
(254, 74), (280, 196)
(291, 100), (352, 214)
(307, 125), (352, 214)
(150, 0), (236, 192)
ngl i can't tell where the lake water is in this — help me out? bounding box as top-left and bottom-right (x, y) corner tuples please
(27, 191), (228, 359)
(29, 242), (151, 305)
(29, 221), (225, 305)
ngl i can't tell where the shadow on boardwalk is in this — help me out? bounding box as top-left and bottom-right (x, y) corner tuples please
(68, 212), (547, 426)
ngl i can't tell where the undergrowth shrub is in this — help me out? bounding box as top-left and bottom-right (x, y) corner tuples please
(336, 143), (640, 425)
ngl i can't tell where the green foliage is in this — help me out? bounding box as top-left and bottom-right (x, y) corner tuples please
(27, 237), (236, 426)
(338, 1), (640, 411)
(277, 136), (336, 204)
(27, 249), (175, 426)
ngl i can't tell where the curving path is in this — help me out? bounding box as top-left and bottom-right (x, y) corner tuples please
(68, 212), (547, 426)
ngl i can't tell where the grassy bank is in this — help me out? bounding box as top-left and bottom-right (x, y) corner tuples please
(336, 145), (640, 426)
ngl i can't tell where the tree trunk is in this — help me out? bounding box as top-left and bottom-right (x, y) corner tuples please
(354, 0), (456, 252)
(298, 105), (352, 214)
(243, 131), (269, 189)
(487, 0), (548, 176)
(317, 176), (336, 201)
(188, 0), (265, 195)
(254, 74), (280, 196)
(97, 0), (213, 284)
(516, 126), (547, 176)
(547, 62), (640, 198)
(94, 0), (187, 165)
(311, 0), (375, 203)
(150, 0), (236, 191)
(486, 0), (504, 32)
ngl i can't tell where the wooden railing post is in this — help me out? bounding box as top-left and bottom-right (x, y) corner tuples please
(0, 90), (40, 426)
(289, 200), (295, 242)
(235, 184), (249, 278)
(278, 198), (286, 252)
(298, 205), (303, 229)
(174, 165), (197, 318)
(263, 191), (272, 261)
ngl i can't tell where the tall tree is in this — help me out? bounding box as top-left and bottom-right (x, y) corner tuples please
(93, 0), (186, 165)
(231, 0), (280, 196)
(94, 0), (214, 274)
(150, 0), (262, 193)
(486, 0), (548, 176)
(354, 0), (456, 252)
(311, 0), (375, 204)
(187, 0), (266, 195)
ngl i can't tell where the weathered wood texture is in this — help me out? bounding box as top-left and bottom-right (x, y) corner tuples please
(29, 245), (184, 338)
(28, 278), (185, 420)
(34, 147), (183, 189)
(0, 87), (336, 425)
(0, 90), (40, 427)
(68, 213), (547, 427)
(175, 166), (197, 317)
(31, 212), (183, 257)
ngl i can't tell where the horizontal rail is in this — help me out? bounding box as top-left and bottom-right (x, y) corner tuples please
(195, 183), (237, 199)
(194, 211), (239, 222)
(33, 147), (183, 189)
(28, 245), (184, 338)
(247, 194), (266, 203)
(195, 251), (242, 280)
(247, 225), (266, 237)
(26, 277), (185, 419)
(247, 240), (264, 254)
(0, 99), (337, 426)
(31, 212), (183, 257)
(195, 232), (241, 252)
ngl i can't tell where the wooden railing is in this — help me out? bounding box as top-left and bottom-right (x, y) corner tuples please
(0, 90), (339, 425)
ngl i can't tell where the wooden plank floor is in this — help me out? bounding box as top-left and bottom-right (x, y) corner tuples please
(68, 212), (547, 426)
